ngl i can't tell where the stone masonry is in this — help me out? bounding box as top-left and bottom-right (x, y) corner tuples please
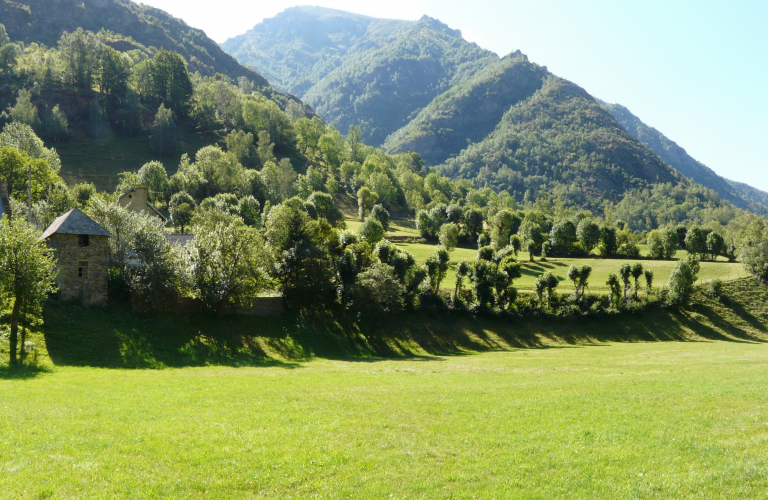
(47, 233), (110, 306)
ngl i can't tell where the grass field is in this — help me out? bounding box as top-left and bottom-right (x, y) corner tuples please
(2, 279), (768, 498)
(342, 217), (749, 293)
(56, 127), (220, 192)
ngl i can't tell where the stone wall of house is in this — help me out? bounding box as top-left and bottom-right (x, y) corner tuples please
(48, 234), (110, 306)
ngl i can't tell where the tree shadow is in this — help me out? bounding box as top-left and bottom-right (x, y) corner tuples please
(0, 364), (52, 380)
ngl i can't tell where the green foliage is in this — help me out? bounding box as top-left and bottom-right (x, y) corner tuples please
(58, 28), (101, 89)
(369, 204), (389, 231)
(576, 219), (600, 254)
(439, 223), (460, 252)
(125, 217), (187, 302)
(0, 145), (62, 202)
(137, 161), (168, 201)
(188, 211), (269, 312)
(685, 226), (707, 259)
(169, 191), (195, 234)
(738, 219), (768, 282)
(359, 218), (385, 245)
(666, 256), (700, 307)
(151, 104), (176, 157)
(352, 263), (405, 317)
(9, 89), (38, 127)
(357, 186), (378, 221)
(0, 216), (57, 365)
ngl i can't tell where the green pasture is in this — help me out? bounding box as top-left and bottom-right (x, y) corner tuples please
(2, 278), (768, 499)
(56, 128), (218, 192)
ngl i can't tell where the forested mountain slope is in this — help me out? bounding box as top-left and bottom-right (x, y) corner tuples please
(221, 6), (410, 97)
(603, 102), (768, 214)
(437, 77), (680, 202)
(1, 0), (267, 84)
(383, 52), (548, 166)
(225, 8), (497, 146)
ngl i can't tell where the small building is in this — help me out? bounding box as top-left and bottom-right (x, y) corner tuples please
(41, 208), (112, 306)
(166, 233), (195, 249)
(0, 180), (10, 218)
(117, 186), (166, 222)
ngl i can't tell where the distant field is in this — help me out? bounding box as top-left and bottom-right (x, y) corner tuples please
(343, 216), (748, 292)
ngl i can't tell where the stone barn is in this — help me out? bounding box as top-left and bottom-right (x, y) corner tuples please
(41, 208), (112, 306)
(118, 186), (166, 222)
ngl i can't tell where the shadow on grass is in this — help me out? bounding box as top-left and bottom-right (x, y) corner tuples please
(38, 278), (768, 371)
(0, 364), (52, 380)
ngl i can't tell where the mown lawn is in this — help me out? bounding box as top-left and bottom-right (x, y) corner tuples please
(1, 279), (768, 499)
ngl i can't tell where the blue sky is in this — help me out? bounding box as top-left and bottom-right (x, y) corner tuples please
(145, 0), (768, 191)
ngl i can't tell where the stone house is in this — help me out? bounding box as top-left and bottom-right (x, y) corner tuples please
(41, 208), (112, 306)
(117, 186), (166, 222)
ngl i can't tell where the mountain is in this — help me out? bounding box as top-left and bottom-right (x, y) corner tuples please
(383, 51), (549, 166)
(435, 76), (679, 200)
(1, 0), (267, 85)
(603, 102), (768, 214)
(222, 6), (410, 97)
(224, 8), (497, 146)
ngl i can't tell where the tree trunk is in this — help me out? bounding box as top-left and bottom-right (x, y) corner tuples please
(9, 297), (21, 366)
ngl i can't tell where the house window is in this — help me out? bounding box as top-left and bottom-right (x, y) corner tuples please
(78, 235), (90, 247)
(128, 195), (132, 198)
(78, 261), (89, 278)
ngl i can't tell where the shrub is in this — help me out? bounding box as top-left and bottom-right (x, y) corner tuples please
(666, 256), (700, 307)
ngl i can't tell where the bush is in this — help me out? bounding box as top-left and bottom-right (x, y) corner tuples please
(666, 256), (700, 307)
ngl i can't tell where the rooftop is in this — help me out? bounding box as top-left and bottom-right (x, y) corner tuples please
(40, 208), (112, 239)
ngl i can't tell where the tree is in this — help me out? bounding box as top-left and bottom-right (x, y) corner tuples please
(170, 191), (195, 234)
(666, 256), (700, 307)
(439, 223), (460, 252)
(9, 89), (38, 127)
(598, 226), (618, 257)
(0, 43), (18, 74)
(577, 219), (601, 255)
(567, 264), (592, 300)
(125, 217), (187, 302)
(307, 191), (343, 227)
(359, 218), (385, 245)
(369, 204), (390, 231)
(490, 209), (521, 249)
(706, 232), (724, 261)
(188, 213), (269, 313)
(225, 130), (255, 166)
(535, 271), (559, 310)
(0, 216), (57, 365)
(261, 159), (297, 203)
(238, 196), (261, 227)
(0, 146), (62, 202)
(0, 122), (62, 173)
(518, 220), (544, 257)
(548, 220), (578, 256)
(58, 29), (101, 89)
(98, 46), (130, 113)
(464, 208), (484, 241)
(0, 24), (9, 47)
(619, 263), (632, 299)
(453, 260), (470, 304)
(606, 273), (622, 307)
(644, 269), (654, 295)
(151, 50), (194, 112)
(357, 186), (378, 221)
(739, 220), (768, 283)
(352, 263), (405, 317)
(685, 226), (707, 259)
(138, 161), (169, 202)
(151, 105), (176, 157)
(631, 263), (644, 299)
(424, 246), (450, 294)
(265, 202), (334, 308)
(47, 105), (69, 142)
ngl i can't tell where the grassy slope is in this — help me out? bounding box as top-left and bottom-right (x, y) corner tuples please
(1, 278), (767, 498)
(55, 127), (220, 192)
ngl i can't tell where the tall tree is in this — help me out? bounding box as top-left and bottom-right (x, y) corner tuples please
(58, 29), (101, 89)
(0, 217), (57, 366)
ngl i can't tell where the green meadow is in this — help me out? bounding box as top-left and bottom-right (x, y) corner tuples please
(344, 217), (749, 293)
(2, 278), (768, 499)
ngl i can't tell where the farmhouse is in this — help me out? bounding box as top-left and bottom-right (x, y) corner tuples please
(41, 208), (112, 306)
(118, 186), (166, 222)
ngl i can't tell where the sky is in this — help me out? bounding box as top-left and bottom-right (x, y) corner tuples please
(143, 0), (768, 191)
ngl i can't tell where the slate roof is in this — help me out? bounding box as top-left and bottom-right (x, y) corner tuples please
(166, 233), (195, 248)
(40, 208), (112, 239)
